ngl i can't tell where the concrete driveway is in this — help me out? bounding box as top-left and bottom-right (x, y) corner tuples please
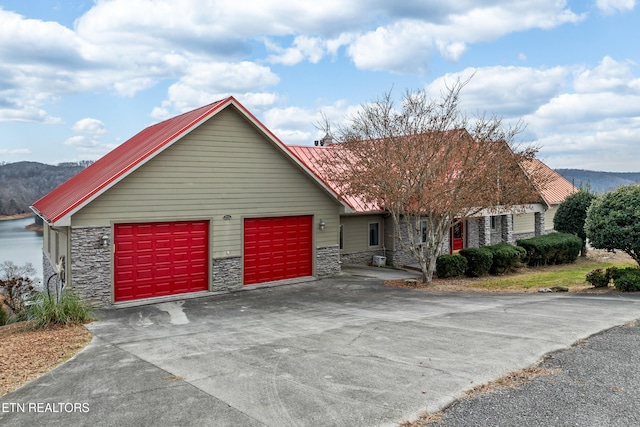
(2, 268), (640, 426)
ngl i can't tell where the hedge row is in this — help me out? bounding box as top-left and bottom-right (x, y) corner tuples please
(437, 243), (526, 278)
(435, 232), (581, 279)
(516, 232), (582, 266)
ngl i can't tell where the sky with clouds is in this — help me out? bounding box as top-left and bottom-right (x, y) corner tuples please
(0, 0), (638, 171)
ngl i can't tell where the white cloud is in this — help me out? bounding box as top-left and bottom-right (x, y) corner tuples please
(261, 100), (360, 145)
(347, 21), (438, 74)
(0, 104), (61, 124)
(63, 135), (99, 148)
(0, 1), (636, 171)
(347, 2), (583, 73)
(413, 58), (640, 171)
(573, 56), (640, 94)
(71, 118), (107, 135)
(596, 0), (635, 15)
(153, 61), (280, 116)
(425, 65), (570, 117)
(64, 118), (111, 157)
(0, 1), (589, 122)
(266, 36), (326, 65)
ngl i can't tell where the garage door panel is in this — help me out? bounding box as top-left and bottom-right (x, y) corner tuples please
(244, 215), (313, 285)
(114, 220), (209, 302)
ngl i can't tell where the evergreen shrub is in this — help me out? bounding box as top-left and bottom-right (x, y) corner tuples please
(517, 232), (582, 266)
(612, 268), (640, 292)
(459, 247), (493, 277)
(436, 254), (467, 279)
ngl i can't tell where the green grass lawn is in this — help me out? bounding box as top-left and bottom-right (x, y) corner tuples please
(471, 254), (636, 290)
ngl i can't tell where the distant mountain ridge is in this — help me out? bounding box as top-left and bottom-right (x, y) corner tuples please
(556, 169), (640, 194)
(0, 161), (90, 216)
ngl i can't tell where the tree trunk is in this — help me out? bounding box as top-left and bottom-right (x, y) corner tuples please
(422, 255), (437, 283)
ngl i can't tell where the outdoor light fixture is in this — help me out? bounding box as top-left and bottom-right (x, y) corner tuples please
(223, 214), (232, 220)
(318, 219), (326, 231)
(101, 235), (109, 247)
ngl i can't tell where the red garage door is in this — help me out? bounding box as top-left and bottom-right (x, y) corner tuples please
(114, 221), (209, 302)
(244, 215), (313, 285)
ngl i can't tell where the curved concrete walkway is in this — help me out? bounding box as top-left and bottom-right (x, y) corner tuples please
(2, 270), (639, 426)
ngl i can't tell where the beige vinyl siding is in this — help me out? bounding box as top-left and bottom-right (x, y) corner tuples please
(43, 223), (70, 283)
(340, 214), (385, 253)
(513, 213), (535, 234)
(545, 206), (557, 231)
(43, 222), (51, 260)
(72, 107), (341, 258)
(43, 223), (68, 267)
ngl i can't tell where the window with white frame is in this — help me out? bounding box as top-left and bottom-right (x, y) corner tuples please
(420, 220), (428, 243)
(368, 222), (380, 247)
(490, 216), (497, 231)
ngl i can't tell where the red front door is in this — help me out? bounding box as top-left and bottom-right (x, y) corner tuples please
(451, 219), (465, 253)
(114, 221), (209, 302)
(244, 215), (313, 285)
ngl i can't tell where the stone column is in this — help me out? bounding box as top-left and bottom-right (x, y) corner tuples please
(478, 216), (491, 247)
(535, 212), (545, 236)
(70, 226), (112, 306)
(501, 214), (514, 244)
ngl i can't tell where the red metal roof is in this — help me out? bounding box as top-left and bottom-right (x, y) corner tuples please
(521, 158), (578, 205)
(32, 99), (231, 224)
(288, 145), (381, 213)
(32, 97), (346, 225)
(291, 144), (575, 213)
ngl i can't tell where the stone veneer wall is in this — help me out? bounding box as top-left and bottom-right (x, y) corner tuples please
(70, 226), (112, 306)
(535, 212), (546, 236)
(477, 217), (491, 247)
(467, 218), (480, 249)
(340, 249), (386, 266)
(211, 257), (242, 291)
(387, 220), (451, 267)
(69, 229), (342, 306)
(513, 232), (536, 241)
(500, 214), (514, 244)
(42, 251), (58, 293)
(317, 245), (340, 276)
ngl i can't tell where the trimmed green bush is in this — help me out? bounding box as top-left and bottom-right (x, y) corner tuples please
(25, 290), (94, 328)
(606, 266), (621, 281)
(585, 184), (640, 266)
(486, 243), (526, 274)
(553, 190), (596, 256)
(459, 247), (493, 277)
(612, 268), (640, 292)
(585, 268), (610, 288)
(436, 254), (467, 279)
(517, 232), (582, 266)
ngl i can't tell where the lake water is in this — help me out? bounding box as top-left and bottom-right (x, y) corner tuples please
(0, 216), (44, 281)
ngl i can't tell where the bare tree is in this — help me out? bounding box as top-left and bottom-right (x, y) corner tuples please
(317, 80), (546, 282)
(0, 261), (36, 314)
